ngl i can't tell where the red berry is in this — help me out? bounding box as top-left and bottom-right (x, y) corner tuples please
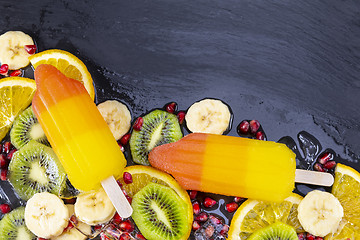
(249, 120), (260, 134)
(324, 160), (336, 170)
(10, 70), (22, 77)
(195, 212), (208, 222)
(226, 202), (239, 213)
(234, 197), (243, 203)
(119, 220), (134, 232)
(306, 233), (315, 240)
(192, 201), (200, 215)
(0, 204), (11, 214)
(0, 64), (9, 75)
(0, 169), (7, 181)
(313, 163), (325, 172)
(120, 133), (131, 145)
(237, 120), (250, 134)
(189, 190), (198, 200)
(318, 152), (333, 165)
(135, 233), (146, 240)
(133, 117), (143, 131)
(0, 154), (8, 168)
(192, 220), (201, 231)
(3, 142), (12, 154)
(256, 131), (265, 140)
(165, 102), (177, 113)
(112, 212), (122, 224)
(123, 172), (133, 184)
(177, 111), (186, 124)
(6, 149), (17, 160)
(24, 45), (37, 55)
(203, 197), (216, 208)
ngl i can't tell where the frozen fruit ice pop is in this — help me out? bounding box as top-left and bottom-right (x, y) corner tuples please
(32, 64), (126, 192)
(149, 133), (296, 202)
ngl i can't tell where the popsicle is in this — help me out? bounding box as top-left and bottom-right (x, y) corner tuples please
(149, 133), (334, 202)
(32, 64), (132, 217)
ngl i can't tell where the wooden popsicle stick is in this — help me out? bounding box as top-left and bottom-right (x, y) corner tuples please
(101, 176), (133, 218)
(295, 169), (334, 186)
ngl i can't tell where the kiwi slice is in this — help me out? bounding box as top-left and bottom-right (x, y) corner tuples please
(130, 109), (182, 165)
(131, 182), (190, 240)
(0, 206), (36, 240)
(248, 222), (298, 240)
(8, 140), (67, 201)
(10, 106), (49, 149)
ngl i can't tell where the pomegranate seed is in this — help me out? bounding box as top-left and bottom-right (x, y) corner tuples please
(203, 197), (216, 208)
(256, 131), (265, 140)
(313, 163), (325, 172)
(37, 238), (48, 240)
(177, 111), (186, 124)
(94, 225), (103, 231)
(120, 133), (131, 145)
(10, 70), (22, 77)
(297, 232), (306, 240)
(0, 169), (7, 181)
(249, 120), (260, 134)
(209, 215), (222, 225)
(324, 160), (336, 170)
(192, 201), (200, 215)
(318, 152), (333, 164)
(0, 204), (11, 214)
(0, 144), (2, 153)
(315, 237), (324, 240)
(0, 64), (9, 75)
(135, 233), (146, 240)
(226, 202), (239, 213)
(0, 154), (8, 168)
(64, 220), (74, 231)
(123, 172), (133, 184)
(237, 120), (250, 134)
(119, 220), (134, 232)
(6, 149), (17, 160)
(133, 117), (143, 131)
(63, 198), (76, 204)
(165, 102), (177, 113)
(112, 212), (122, 224)
(192, 220), (201, 231)
(100, 232), (112, 240)
(117, 142), (125, 152)
(116, 180), (123, 187)
(3, 142), (12, 154)
(189, 190), (198, 200)
(119, 232), (131, 240)
(204, 225), (215, 238)
(220, 224), (229, 236)
(195, 212), (208, 222)
(24, 45), (37, 55)
(234, 197), (243, 203)
(306, 233), (315, 240)
(126, 195), (132, 204)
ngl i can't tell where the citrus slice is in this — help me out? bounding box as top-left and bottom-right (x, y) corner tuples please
(0, 77), (36, 141)
(29, 49), (95, 100)
(325, 163), (360, 240)
(228, 193), (304, 240)
(117, 165), (193, 239)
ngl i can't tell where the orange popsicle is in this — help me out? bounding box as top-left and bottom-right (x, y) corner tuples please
(149, 133), (296, 202)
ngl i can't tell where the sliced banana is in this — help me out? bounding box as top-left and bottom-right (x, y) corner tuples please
(297, 190), (344, 237)
(25, 192), (70, 239)
(51, 205), (91, 240)
(0, 31), (34, 70)
(74, 187), (116, 225)
(185, 98), (231, 134)
(97, 100), (131, 140)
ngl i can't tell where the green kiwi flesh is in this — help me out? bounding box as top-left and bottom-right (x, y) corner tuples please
(248, 221), (298, 240)
(131, 182), (190, 240)
(10, 106), (49, 149)
(8, 140), (66, 201)
(0, 206), (36, 240)
(130, 109), (182, 165)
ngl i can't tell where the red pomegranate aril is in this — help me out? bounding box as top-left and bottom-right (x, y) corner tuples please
(192, 220), (201, 231)
(237, 120), (250, 134)
(6, 149), (17, 160)
(209, 215), (222, 225)
(177, 111), (186, 124)
(3, 142), (12, 154)
(120, 133), (131, 145)
(189, 190), (198, 200)
(126, 195), (132, 204)
(324, 160), (336, 170)
(0, 203), (11, 214)
(192, 201), (200, 215)
(133, 117), (143, 131)
(165, 102), (177, 113)
(37, 238), (48, 240)
(10, 70), (22, 77)
(249, 120), (260, 134)
(256, 131), (265, 140)
(220, 224), (229, 236)
(318, 152), (333, 165)
(123, 172), (133, 184)
(203, 197), (216, 208)
(0, 154), (8, 168)
(94, 225), (103, 231)
(117, 142), (125, 152)
(204, 225), (215, 238)
(24, 45), (37, 55)
(306, 233), (315, 240)
(119, 220), (134, 232)
(234, 197), (243, 203)
(226, 202), (239, 213)
(119, 232), (131, 240)
(116, 180), (123, 188)
(64, 220), (74, 231)
(314, 237), (324, 240)
(100, 233), (111, 240)
(0, 169), (7, 181)
(195, 212), (208, 222)
(0, 64), (9, 75)
(135, 233), (146, 240)
(112, 212), (122, 224)
(313, 163), (325, 172)
(297, 232), (306, 240)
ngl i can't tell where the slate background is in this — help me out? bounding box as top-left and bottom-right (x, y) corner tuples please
(0, 0), (359, 238)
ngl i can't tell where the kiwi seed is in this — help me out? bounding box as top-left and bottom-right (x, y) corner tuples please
(248, 221), (298, 240)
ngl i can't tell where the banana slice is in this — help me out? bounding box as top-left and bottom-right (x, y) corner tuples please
(25, 192), (70, 239)
(185, 98), (231, 134)
(51, 205), (91, 240)
(297, 190), (344, 237)
(0, 31), (34, 70)
(97, 100), (131, 140)
(74, 187), (116, 225)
